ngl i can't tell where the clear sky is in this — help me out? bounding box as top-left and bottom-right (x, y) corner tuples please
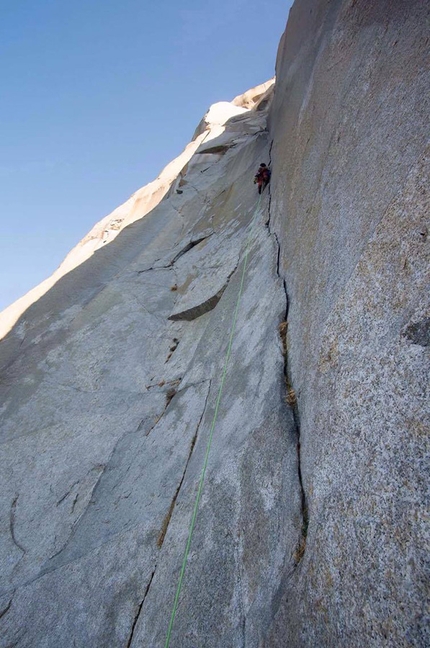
(0, 0), (293, 312)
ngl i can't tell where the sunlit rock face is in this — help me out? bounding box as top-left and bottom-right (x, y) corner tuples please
(0, 80), (274, 341)
(0, 1), (428, 647)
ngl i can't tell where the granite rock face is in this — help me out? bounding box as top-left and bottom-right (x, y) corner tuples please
(0, 1), (429, 646)
(0, 83), (303, 648)
(0, 81), (273, 341)
(267, 0), (429, 646)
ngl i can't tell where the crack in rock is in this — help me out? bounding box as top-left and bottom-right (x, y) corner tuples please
(279, 293), (308, 565)
(143, 379), (183, 438)
(156, 381), (211, 549)
(46, 464), (107, 563)
(56, 481), (80, 507)
(0, 594), (14, 620)
(126, 568), (156, 648)
(265, 157), (309, 564)
(170, 234), (213, 265)
(137, 266), (172, 274)
(10, 495), (26, 555)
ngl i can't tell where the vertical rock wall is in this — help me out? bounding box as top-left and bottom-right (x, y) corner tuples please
(268, 0), (429, 645)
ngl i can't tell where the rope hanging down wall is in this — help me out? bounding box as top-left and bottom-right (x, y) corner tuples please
(164, 193), (263, 648)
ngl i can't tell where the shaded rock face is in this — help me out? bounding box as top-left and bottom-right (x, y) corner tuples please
(267, 0), (429, 646)
(0, 2), (428, 648)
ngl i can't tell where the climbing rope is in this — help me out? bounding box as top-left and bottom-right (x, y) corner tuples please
(164, 192), (263, 647)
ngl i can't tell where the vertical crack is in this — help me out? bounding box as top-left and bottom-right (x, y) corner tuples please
(144, 378), (183, 438)
(278, 313), (308, 564)
(265, 141), (281, 278)
(10, 495), (26, 554)
(126, 568), (156, 648)
(292, 411), (308, 563)
(267, 139), (274, 226)
(264, 147), (309, 564)
(156, 381), (211, 549)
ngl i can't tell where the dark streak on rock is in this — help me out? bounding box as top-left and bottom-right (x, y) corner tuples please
(137, 236), (213, 276)
(126, 569), (156, 648)
(170, 234), (213, 265)
(10, 495), (26, 554)
(56, 481), (79, 506)
(196, 143), (235, 155)
(144, 379), (183, 438)
(156, 382), (211, 549)
(168, 287), (227, 321)
(71, 493), (79, 514)
(137, 265), (171, 274)
(0, 594), (13, 620)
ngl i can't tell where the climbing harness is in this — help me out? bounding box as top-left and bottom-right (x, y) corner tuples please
(164, 193), (263, 647)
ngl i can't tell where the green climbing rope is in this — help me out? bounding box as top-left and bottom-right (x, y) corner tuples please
(164, 193), (262, 648)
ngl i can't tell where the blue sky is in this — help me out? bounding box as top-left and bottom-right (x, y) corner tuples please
(0, 0), (293, 311)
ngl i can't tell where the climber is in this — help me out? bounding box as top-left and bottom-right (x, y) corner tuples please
(254, 163), (271, 194)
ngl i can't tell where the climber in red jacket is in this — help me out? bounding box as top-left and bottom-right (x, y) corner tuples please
(254, 163), (271, 194)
